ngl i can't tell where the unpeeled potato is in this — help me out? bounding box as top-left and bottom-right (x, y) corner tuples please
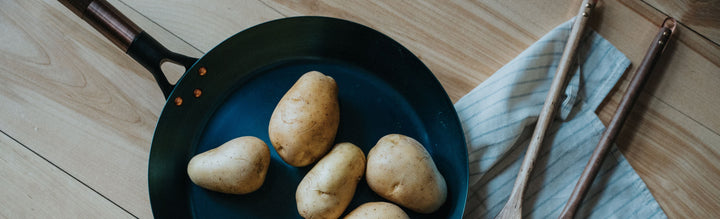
(296, 143), (366, 219)
(366, 134), (447, 214)
(269, 71), (340, 167)
(187, 136), (270, 194)
(344, 202), (409, 219)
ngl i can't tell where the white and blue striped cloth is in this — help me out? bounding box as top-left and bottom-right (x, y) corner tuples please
(457, 18), (666, 218)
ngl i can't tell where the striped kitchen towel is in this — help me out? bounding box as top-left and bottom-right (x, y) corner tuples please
(457, 18), (666, 218)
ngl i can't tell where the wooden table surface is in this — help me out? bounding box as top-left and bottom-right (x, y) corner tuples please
(1, 0), (718, 218)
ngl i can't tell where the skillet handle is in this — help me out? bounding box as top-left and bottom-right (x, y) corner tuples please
(58, 0), (197, 99)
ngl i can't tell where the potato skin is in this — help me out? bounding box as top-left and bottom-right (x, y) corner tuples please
(269, 71), (340, 167)
(187, 136), (270, 194)
(296, 143), (366, 219)
(344, 202), (409, 219)
(366, 134), (447, 214)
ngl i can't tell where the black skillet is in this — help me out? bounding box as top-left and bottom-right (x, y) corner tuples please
(60, 0), (468, 218)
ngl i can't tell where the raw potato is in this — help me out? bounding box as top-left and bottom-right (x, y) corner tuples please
(296, 143), (366, 219)
(366, 134), (447, 214)
(344, 202), (409, 219)
(187, 136), (270, 194)
(269, 71), (340, 167)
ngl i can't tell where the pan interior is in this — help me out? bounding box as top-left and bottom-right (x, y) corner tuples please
(193, 58), (427, 218)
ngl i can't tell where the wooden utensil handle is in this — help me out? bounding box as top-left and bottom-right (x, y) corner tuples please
(557, 17), (676, 219)
(58, 0), (142, 52)
(515, 0), (597, 193)
(495, 1), (597, 219)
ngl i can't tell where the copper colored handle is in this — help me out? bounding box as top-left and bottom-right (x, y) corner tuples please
(59, 0), (142, 51)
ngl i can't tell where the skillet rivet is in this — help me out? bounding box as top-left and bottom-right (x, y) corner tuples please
(198, 67), (207, 76)
(193, 89), (202, 98)
(174, 97), (183, 106)
(582, 12), (588, 17)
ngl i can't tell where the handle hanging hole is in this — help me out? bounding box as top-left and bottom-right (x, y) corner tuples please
(160, 61), (186, 85)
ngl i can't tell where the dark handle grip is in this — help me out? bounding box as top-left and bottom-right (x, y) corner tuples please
(58, 0), (141, 51)
(558, 17), (676, 219)
(58, 0), (197, 99)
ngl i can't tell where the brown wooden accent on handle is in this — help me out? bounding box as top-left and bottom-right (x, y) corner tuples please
(58, 0), (142, 51)
(557, 17), (676, 219)
(58, 0), (92, 17)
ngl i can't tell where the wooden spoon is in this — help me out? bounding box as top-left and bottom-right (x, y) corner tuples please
(495, 0), (598, 218)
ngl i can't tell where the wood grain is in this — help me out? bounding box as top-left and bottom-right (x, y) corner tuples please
(617, 96), (720, 218)
(0, 0), (281, 217)
(0, 0), (190, 217)
(596, 0), (720, 135)
(0, 132), (131, 218)
(119, 0), (284, 52)
(0, 0), (718, 218)
(643, 0), (720, 45)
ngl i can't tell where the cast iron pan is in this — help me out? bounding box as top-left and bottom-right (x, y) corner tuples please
(60, 0), (468, 218)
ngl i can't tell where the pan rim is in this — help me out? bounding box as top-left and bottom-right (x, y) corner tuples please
(148, 16), (468, 218)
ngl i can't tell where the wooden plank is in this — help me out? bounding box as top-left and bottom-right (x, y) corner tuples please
(594, 0), (720, 134)
(0, 132), (131, 218)
(0, 0), (200, 217)
(642, 0), (720, 45)
(611, 92), (720, 218)
(118, 0), (285, 52)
